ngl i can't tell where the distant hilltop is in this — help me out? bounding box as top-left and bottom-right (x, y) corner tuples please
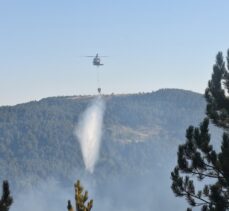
(3, 88), (201, 107)
(0, 88), (205, 190)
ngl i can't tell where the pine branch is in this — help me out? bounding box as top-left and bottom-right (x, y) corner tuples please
(183, 189), (212, 206)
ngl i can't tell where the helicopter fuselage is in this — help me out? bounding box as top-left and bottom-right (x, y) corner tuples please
(93, 56), (103, 66)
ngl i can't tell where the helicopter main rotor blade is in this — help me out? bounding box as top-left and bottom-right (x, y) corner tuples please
(79, 55), (108, 57)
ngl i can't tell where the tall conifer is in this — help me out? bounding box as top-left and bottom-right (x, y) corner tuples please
(171, 50), (229, 210)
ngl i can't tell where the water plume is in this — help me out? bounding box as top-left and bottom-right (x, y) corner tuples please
(75, 96), (105, 173)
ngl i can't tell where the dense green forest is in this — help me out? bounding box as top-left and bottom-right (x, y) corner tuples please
(0, 89), (206, 190)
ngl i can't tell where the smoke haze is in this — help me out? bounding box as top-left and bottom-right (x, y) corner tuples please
(4, 90), (208, 211)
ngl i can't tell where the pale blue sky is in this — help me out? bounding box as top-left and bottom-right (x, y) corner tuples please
(1, 0), (229, 105)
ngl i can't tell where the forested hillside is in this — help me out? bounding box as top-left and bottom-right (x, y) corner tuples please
(0, 89), (205, 189)
(0, 89), (208, 210)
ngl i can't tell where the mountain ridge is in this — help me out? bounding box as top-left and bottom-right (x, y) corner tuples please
(0, 88), (205, 190)
(0, 88), (202, 108)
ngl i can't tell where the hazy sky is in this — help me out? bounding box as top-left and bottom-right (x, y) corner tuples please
(1, 0), (229, 105)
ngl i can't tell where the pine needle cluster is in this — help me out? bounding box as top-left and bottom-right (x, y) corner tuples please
(0, 181), (13, 211)
(67, 180), (93, 211)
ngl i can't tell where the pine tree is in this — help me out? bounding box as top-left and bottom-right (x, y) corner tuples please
(205, 50), (229, 129)
(67, 180), (93, 211)
(0, 181), (13, 211)
(171, 50), (229, 211)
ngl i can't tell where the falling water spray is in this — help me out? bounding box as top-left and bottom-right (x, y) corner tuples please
(75, 96), (105, 173)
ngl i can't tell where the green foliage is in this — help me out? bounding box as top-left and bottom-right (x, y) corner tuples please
(171, 50), (229, 210)
(205, 50), (229, 129)
(67, 200), (74, 211)
(0, 90), (205, 188)
(67, 180), (93, 211)
(0, 181), (13, 211)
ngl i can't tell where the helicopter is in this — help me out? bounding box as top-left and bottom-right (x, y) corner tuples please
(85, 53), (107, 67)
(83, 53), (107, 94)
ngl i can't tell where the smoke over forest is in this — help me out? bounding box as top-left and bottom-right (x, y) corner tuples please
(0, 90), (210, 211)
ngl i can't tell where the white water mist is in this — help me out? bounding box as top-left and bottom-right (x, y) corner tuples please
(75, 96), (105, 173)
